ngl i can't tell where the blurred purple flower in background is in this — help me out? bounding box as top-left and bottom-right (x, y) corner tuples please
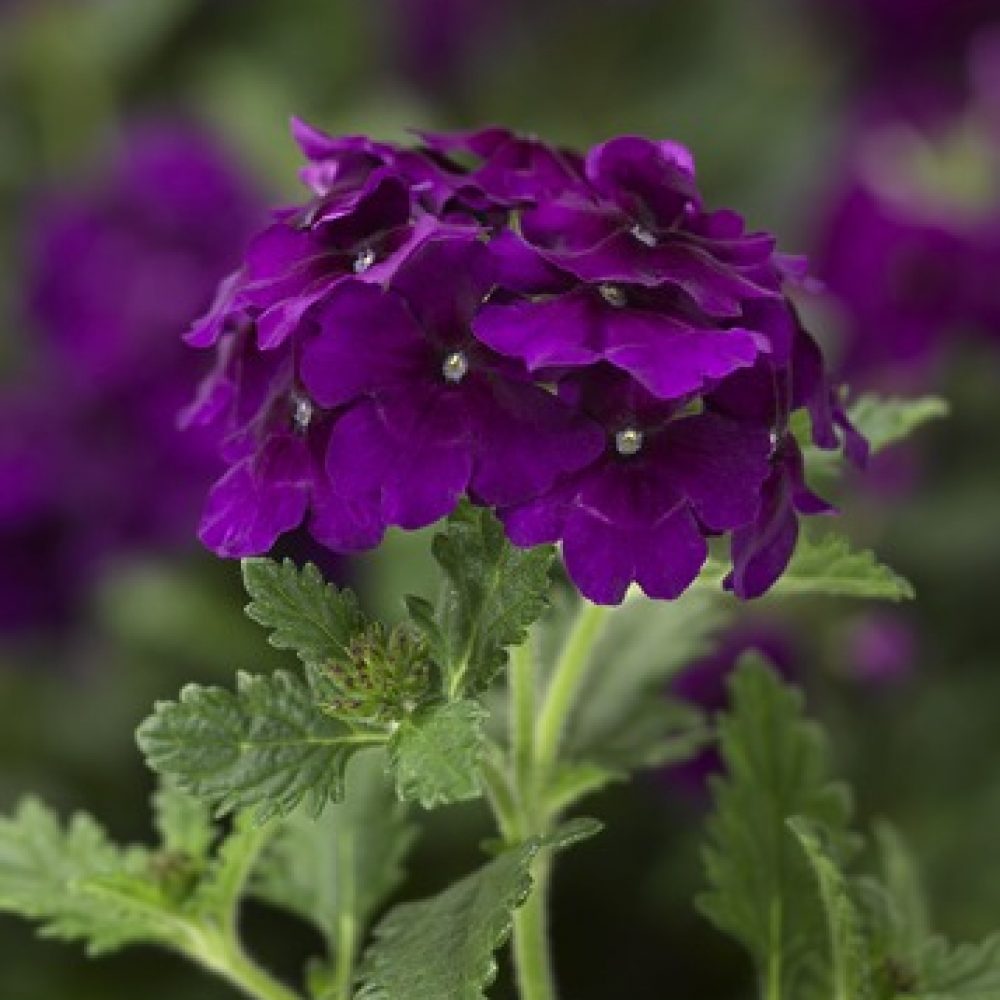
(0, 123), (262, 635)
(812, 26), (1000, 389)
(665, 623), (798, 796)
(840, 609), (916, 685)
(385, 0), (504, 98)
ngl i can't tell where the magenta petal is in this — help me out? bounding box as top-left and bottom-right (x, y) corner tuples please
(500, 485), (574, 548)
(324, 390), (472, 531)
(561, 506), (638, 605)
(473, 291), (603, 369)
(466, 376), (605, 506)
(390, 233), (494, 343)
(186, 270), (243, 347)
(199, 434), (311, 556)
(658, 414), (771, 531)
(309, 475), (386, 552)
(603, 311), (766, 399)
(633, 506), (708, 600)
(727, 466), (798, 600)
(301, 283), (429, 407)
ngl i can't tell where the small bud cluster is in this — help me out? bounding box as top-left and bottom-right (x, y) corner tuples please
(320, 623), (433, 725)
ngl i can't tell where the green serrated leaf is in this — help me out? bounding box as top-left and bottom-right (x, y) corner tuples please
(543, 817), (604, 851)
(560, 591), (726, 773)
(789, 817), (873, 1000)
(698, 660), (859, 1000)
(253, 748), (417, 955)
(914, 935), (1000, 998)
(431, 503), (554, 698)
(356, 841), (540, 1000)
(0, 799), (172, 956)
(189, 812), (272, 922)
(152, 782), (215, 862)
(772, 533), (914, 601)
(137, 670), (385, 822)
(241, 558), (366, 684)
(847, 395), (949, 455)
(799, 394), (948, 489)
(875, 821), (932, 971)
(389, 700), (487, 808)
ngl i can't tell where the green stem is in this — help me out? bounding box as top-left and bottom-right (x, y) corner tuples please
(765, 898), (782, 1000)
(194, 932), (303, 1000)
(509, 639), (537, 814)
(534, 601), (610, 774)
(331, 827), (358, 1000)
(479, 745), (521, 842)
(511, 855), (557, 1000)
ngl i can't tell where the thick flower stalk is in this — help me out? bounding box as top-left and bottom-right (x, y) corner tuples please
(187, 121), (863, 604)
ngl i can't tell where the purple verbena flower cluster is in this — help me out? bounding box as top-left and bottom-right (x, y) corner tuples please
(188, 121), (862, 605)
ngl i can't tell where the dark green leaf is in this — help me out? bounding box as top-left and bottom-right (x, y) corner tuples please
(430, 504), (553, 698)
(388, 700), (487, 808)
(137, 670), (383, 822)
(355, 841), (540, 1000)
(242, 558), (366, 687)
(914, 935), (1000, 998)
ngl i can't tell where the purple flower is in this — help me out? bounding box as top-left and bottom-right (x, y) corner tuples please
(840, 610), (916, 685)
(813, 76), (1000, 387)
(0, 124), (262, 634)
(817, 0), (1000, 107)
(188, 121), (858, 604)
(666, 622), (798, 795)
(300, 234), (604, 547)
(501, 368), (772, 604)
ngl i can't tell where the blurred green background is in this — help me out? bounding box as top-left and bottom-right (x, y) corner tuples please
(2, 1), (1000, 997)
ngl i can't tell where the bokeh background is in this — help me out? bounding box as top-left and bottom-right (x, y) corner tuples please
(2, 1), (1000, 997)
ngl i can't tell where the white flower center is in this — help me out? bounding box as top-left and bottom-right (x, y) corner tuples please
(630, 223), (657, 247)
(353, 247), (377, 274)
(615, 426), (644, 456)
(442, 350), (469, 384)
(599, 283), (627, 308)
(291, 393), (314, 432)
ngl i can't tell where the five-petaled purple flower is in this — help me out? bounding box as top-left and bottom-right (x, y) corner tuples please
(187, 120), (860, 604)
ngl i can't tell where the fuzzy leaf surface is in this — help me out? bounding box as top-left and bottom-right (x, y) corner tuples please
(152, 783), (215, 862)
(789, 817), (873, 1000)
(137, 670), (382, 822)
(699, 660), (858, 999)
(0, 799), (173, 955)
(913, 936), (1000, 998)
(355, 841), (540, 1000)
(388, 700), (486, 808)
(770, 533), (914, 601)
(847, 395), (949, 454)
(429, 503), (553, 697)
(242, 557), (365, 685)
(253, 748), (417, 952)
